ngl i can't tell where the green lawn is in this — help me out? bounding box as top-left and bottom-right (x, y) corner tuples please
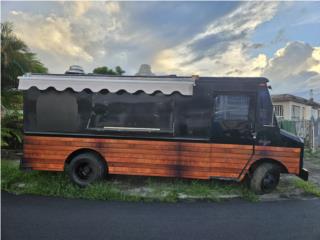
(304, 150), (320, 165)
(3, 158), (320, 202)
(1, 160), (258, 202)
(293, 178), (320, 197)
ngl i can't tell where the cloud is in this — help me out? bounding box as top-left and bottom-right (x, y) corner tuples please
(11, 12), (93, 62)
(310, 47), (320, 72)
(263, 41), (320, 98)
(153, 1), (278, 75)
(5, 2), (274, 75)
(10, 10), (23, 16)
(151, 2), (319, 100)
(7, 2), (125, 71)
(105, 2), (120, 15)
(3, 1), (319, 100)
(70, 1), (92, 18)
(264, 42), (318, 79)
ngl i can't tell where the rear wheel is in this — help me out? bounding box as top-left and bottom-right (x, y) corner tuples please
(67, 153), (106, 187)
(250, 163), (280, 194)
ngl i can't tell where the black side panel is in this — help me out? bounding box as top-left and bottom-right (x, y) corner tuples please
(174, 82), (212, 139)
(36, 90), (79, 132)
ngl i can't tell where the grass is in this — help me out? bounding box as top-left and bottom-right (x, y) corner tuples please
(293, 179), (320, 197)
(1, 160), (139, 202)
(1, 159), (258, 202)
(304, 149), (320, 165)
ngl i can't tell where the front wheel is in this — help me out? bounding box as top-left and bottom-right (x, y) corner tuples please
(250, 163), (280, 194)
(67, 153), (107, 187)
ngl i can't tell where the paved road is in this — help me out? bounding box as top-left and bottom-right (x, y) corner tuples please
(2, 191), (320, 240)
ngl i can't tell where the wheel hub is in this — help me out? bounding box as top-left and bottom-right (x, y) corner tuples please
(261, 172), (277, 191)
(77, 163), (92, 179)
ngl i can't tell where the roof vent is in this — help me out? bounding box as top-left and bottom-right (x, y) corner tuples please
(65, 65), (85, 75)
(135, 64), (154, 76)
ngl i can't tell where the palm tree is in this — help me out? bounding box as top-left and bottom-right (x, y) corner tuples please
(1, 22), (48, 148)
(1, 22), (47, 90)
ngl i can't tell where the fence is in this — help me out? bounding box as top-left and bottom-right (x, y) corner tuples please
(278, 118), (320, 151)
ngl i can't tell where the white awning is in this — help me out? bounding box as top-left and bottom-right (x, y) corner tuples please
(18, 74), (197, 95)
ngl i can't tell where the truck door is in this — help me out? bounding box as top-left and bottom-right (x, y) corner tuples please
(211, 93), (256, 145)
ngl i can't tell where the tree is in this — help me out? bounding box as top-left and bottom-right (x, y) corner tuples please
(93, 66), (125, 76)
(1, 22), (47, 90)
(115, 66), (125, 75)
(93, 66), (116, 75)
(1, 22), (47, 149)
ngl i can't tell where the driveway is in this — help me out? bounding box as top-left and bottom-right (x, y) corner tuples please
(2, 191), (320, 240)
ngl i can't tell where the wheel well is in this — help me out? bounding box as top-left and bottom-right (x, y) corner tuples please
(249, 158), (288, 175)
(65, 148), (107, 168)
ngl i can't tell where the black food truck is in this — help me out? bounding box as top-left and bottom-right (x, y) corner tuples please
(18, 73), (308, 194)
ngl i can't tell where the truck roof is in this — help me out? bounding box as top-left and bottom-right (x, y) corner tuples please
(22, 73), (268, 81)
(18, 73), (269, 96)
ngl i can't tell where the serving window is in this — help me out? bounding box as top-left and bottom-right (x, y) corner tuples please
(87, 92), (174, 133)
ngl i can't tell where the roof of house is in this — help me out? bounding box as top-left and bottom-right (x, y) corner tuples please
(272, 94), (320, 108)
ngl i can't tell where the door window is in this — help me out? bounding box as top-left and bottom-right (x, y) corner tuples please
(214, 95), (250, 121)
(258, 89), (273, 126)
(212, 94), (254, 144)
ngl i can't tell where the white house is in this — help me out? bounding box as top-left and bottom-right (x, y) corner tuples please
(271, 94), (320, 121)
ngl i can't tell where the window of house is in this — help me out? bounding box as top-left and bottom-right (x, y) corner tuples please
(214, 95), (250, 121)
(302, 107), (305, 120)
(273, 105), (284, 119)
(292, 105), (301, 121)
(87, 92), (174, 132)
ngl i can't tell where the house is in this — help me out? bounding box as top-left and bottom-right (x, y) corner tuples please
(271, 94), (320, 121)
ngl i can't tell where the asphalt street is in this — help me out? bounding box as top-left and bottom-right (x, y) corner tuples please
(2, 191), (320, 240)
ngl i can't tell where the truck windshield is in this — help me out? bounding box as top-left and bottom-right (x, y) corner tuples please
(258, 88), (274, 126)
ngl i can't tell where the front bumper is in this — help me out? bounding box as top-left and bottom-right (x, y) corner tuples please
(299, 168), (309, 181)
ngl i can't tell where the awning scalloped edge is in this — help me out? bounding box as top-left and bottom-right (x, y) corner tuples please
(18, 74), (196, 96)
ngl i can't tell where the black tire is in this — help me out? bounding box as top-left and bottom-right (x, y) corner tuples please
(250, 163), (280, 194)
(67, 153), (107, 187)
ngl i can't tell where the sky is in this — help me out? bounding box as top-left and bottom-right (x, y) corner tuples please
(1, 1), (320, 101)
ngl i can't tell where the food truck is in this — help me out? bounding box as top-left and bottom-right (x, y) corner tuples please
(18, 73), (308, 194)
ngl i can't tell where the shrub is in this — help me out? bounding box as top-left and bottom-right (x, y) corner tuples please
(1, 90), (23, 149)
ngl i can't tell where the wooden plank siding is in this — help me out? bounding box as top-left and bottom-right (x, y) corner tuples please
(22, 135), (301, 180)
